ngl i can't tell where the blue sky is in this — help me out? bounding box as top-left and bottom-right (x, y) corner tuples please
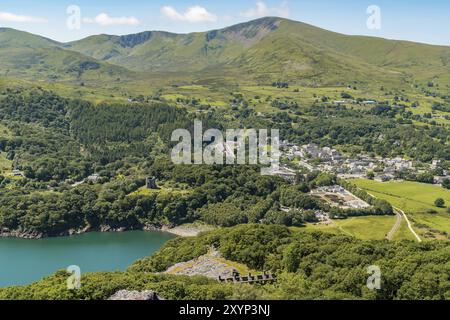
(0, 0), (449, 45)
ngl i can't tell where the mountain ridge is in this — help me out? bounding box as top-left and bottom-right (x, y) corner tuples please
(1, 17), (449, 85)
(63, 17), (450, 84)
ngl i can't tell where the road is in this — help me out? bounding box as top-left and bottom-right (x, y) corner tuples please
(386, 211), (402, 241)
(364, 191), (422, 243)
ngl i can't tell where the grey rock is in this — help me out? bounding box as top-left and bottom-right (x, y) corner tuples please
(108, 290), (164, 301)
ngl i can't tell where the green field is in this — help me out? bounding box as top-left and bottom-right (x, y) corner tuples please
(301, 215), (415, 240)
(333, 216), (397, 240)
(129, 185), (191, 197)
(392, 218), (418, 241)
(352, 179), (450, 239)
(0, 152), (11, 174)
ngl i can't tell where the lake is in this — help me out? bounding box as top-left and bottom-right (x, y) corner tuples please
(0, 231), (174, 287)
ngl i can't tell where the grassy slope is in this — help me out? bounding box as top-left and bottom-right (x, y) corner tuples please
(352, 179), (450, 238)
(54, 17), (450, 123)
(302, 215), (414, 241)
(0, 152), (11, 174)
(65, 17), (450, 86)
(0, 28), (135, 84)
(1, 18), (449, 117)
(392, 218), (417, 241)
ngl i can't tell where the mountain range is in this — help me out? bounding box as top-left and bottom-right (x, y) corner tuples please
(1, 17), (449, 86)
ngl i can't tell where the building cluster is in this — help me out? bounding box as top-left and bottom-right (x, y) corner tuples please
(311, 185), (371, 209)
(286, 143), (342, 162)
(281, 142), (449, 184)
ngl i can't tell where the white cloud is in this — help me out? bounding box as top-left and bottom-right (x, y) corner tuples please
(83, 13), (140, 27)
(241, 1), (290, 19)
(161, 5), (218, 23)
(0, 11), (47, 23)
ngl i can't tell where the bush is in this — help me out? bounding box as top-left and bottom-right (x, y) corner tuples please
(434, 198), (445, 208)
(442, 179), (450, 190)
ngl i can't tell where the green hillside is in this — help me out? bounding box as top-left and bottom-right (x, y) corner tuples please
(1, 18), (450, 87)
(1, 17), (449, 97)
(64, 17), (450, 86)
(0, 28), (134, 84)
(0, 27), (59, 47)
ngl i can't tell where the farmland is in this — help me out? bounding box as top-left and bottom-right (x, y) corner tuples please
(352, 179), (450, 239)
(303, 215), (416, 241)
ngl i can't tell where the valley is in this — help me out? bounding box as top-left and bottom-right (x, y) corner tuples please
(0, 15), (448, 301)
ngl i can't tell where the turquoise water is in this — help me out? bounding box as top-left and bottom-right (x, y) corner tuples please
(0, 231), (174, 287)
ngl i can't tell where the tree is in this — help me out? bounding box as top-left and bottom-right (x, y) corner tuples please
(416, 172), (434, 184)
(341, 92), (353, 99)
(434, 198), (445, 208)
(374, 199), (394, 215)
(442, 179), (450, 190)
(282, 243), (301, 272)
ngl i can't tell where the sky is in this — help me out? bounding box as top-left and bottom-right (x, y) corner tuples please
(0, 0), (449, 45)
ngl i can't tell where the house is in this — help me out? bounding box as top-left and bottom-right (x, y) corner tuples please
(434, 176), (450, 185)
(314, 211), (330, 222)
(330, 150), (343, 161)
(269, 166), (297, 183)
(12, 169), (23, 177)
(301, 144), (320, 158)
(375, 174), (394, 182)
(86, 174), (100, 183)
(432, 160), (442, 170)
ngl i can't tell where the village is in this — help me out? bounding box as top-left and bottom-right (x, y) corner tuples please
(261, 141), (449, 225)
(279, 142), (449, 184)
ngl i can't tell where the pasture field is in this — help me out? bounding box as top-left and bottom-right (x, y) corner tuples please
(392, 218), (418, 241)
(332, 216), (397, 240)
(301, 215), (413, 241)
(352, 179), (450, 238)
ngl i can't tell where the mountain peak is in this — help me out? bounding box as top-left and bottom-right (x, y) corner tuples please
(222, 16), (283, 33)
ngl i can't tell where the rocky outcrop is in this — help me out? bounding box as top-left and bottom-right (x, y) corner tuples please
(0, 226), (91, 239)
(1, 225), (146, 239)
(99, 225), (128, 233)
(108, 290), (163, 301)
(0, 223), (186, 239)
(0, 228), (44, 239)
(165, 248), (240, 279)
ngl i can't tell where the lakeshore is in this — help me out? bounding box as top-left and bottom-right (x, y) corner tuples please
(0, 230), (174, 287)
